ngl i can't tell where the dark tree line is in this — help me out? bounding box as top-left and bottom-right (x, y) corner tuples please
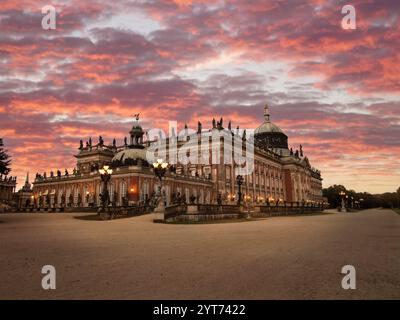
(0, 138), (11, 175)
(323, 184), (400, 209)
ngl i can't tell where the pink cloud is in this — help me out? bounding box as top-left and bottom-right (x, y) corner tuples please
(0, 0), (399, 193)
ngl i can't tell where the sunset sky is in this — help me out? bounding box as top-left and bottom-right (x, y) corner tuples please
(0, 0), (399, 193)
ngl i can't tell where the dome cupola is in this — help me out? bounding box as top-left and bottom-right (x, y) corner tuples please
(129, 119), (144, 147)
(111, 115), (148, 167)
(254, 104), (288, 150)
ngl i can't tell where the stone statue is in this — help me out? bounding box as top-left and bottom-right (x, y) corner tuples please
(99, 136), (104, 147)
(290, 148), (294, 156)
(57, 170), (61, 177)
(228, 121), (231, 131)
(212, 118), (216, 128)
(65, 169), (69, 176)
(197, 121), (202, 134)
(300, 144), (303, 157)
(113, 138), (116, 147)
(79, 140), (83, 150)
(89, 137), (92, 147)
(124, 137), (127, 146)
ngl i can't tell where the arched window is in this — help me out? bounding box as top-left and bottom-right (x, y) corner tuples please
(121, 181), (127, 198)
(57, 190), (62, 204)
(74, 187), (79, 205)
(66, 188), (70, 204)
(185, 188), (189, 203)
(83, 185), (88, 204)
(108, 183), (115, 201)
(141, 182), (149, 201)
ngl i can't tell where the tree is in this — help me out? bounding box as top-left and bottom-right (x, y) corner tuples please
(322, 184), (347, 208)
(0, 138), (11, 175)
(323, 184), (400, 209)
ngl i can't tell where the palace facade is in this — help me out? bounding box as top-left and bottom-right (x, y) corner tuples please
(31, 105), (323, 209)
(0, 175), (17, 203)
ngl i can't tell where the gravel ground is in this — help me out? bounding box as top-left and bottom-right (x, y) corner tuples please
(0, 208), (399, 299)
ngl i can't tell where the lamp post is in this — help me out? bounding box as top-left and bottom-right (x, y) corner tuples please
(236, 175), (244, 206)
(339, 191), (346, 212)
(98, 165), (113, 213)
(359, 198), (364, 209)
(152, 158), (168, 215)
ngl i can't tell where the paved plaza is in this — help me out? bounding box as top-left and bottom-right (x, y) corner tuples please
(0, 209), (399, 299)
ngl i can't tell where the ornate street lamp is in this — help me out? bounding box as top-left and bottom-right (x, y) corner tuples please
(152, 159), (168, 213)
(98, 165), (113, 211)
(339, 191), (346, 212)
(236, 175), (244, 205)
(153, 158), (168, 181)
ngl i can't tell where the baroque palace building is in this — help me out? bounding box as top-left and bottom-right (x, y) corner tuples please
(31, 105), (323, 209)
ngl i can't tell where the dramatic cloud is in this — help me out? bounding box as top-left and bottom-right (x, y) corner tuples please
(0, 0), (399, 193)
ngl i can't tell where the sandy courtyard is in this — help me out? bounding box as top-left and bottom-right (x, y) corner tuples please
(0, 208), (399, 299)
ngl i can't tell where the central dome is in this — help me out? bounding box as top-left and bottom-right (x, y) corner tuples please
(254, 122), (284, 134)
(254, 104), (288, 150)
(111, 118), (149, 167)
(112, 148), (147, 163)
